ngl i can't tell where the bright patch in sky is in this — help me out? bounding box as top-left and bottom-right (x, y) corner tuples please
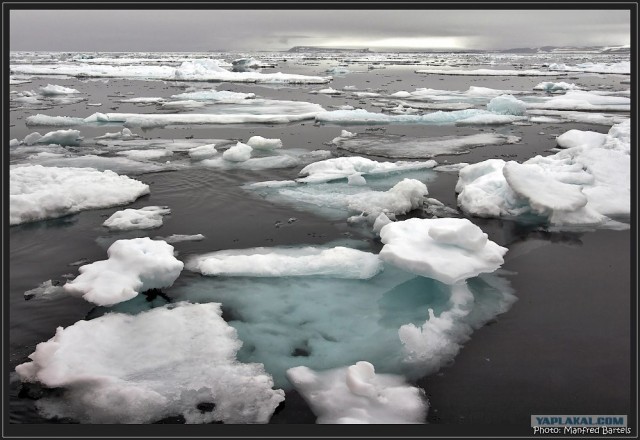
(319, 37), (465, 50)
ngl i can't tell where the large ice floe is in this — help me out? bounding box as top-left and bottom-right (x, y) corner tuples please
(379, 218), (508, 285)
(10, 165), (149, 225)
(186, 246), (382, 279)
(11, 59), (331, 83)
(456, 119), (630, 228)
(287, 361), (428, 423)
(333, 131), (521, 159)
(15, 302), (285, 423)
(548, 61), (630, 75)
(415, 67), (567, 76)
(316, 108), (525, 126)
(63, 237), (183, 306)
(525, 90), (630, 112)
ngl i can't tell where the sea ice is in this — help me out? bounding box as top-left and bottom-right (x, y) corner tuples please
(39, 84), (80, 96)
(416, 67), (565, 76)
(379, 218), (507, 284)
(157, 234), (205, 244)
(316, 108), (523, 126)
(287, 361), (428, 424)
(486, 95), (527, 116)
(171, 89), (255, 102)
(246, 136), (283, 150)
(15, 302), (285, 423)
(23, 129), (82, 146)
(103, 206), (171, 231)
(222, 142), (253, 162)
(10, 165), (149, 225)
(116, 149), (173, 160)
(188, 144), (218, 160)
(186, 246), (383, 279)
(533, 81), (581, 92)
(63, 237), (183, 306)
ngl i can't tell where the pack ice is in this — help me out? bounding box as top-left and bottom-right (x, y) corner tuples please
(64, 237), (184, 306)
(456, 120), (630, 227)
(15, 302), (285, 423)
(287, 361), (428, 423)
(103, 206), (171, 231)
(10, 165), (149, 225)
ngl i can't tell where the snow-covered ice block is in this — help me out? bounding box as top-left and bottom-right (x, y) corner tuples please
(246, 136), (283, 150)
(527, 90), (630, 112)
(379, 218), (507, 284)
(15, 302), (285, 423)
(39, 84), (80, 96)
(556, 130), (607, 149)
(158, 234), (205, 244)
(186, 246), (382, 279)
(103, 206), (171, 231)
(533, 81), (581, 92)
(222, 142), (253, 162)
(298, 156), (436, 184)
(10, 165), (149, 225)
(486, 95), (527, 116)
(23, 129), (82, 146)
(287, 361), (428, 424)
(63, 237), (183, 306)
(188, 144), (218, 160)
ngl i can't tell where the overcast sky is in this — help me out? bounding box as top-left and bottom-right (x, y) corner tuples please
(10, 9), (630, 52)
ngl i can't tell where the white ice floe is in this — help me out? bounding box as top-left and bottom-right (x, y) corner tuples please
(298, 156), (437, 184)
(315, 108), (523, 126)
(10, 165), (149, 225)
(548, 61), (630, 75)
(287, 361), (427, 424)
(24, 280), (65, 300)
(15, 302), (285, 423)
(533, 81), (582, 92)
(391, 86), (525, 102)
(379, 218), (507, 284)
(39, 84), (80, 96)
(22, 129), (82, 146)
(63, 237), (183, 306)
(188, 144), (218, 160)
(526, 110), (627, 126)
(103, 206), (171, 231)
(222, 142), (253, 162)
(116, 149), (173, 160)
(26, 110), (322, 128)
(326, 66), (351, 75)
(526, 90), (630, 112)
(119, 97), (165, 104)
(246, 136), (283, 150)
(456, 119), (630, 227)
(313, 87), (342, 95)
(94, 127), (139, 139)
(158, 234), (205, 244)
(171, 89), (255, 102)
(416, 67), (565, 76)
(186, 246), (382, 279)
(334, 132), (520, 159)
(12, 59), (331, 83)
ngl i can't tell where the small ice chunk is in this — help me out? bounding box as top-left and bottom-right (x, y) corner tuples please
(24, 129), (82, 146)
(15, 302), (285, 424)
(103, 206), (171, 231)
(63, 237), (184, 306)
(116, 149), (173, 160)
(188, 144), (218, 160)
(379, 218), (507, 284)
(347, 173), (367, 186)
(556, 130), (607, 149)
(315, 87), (342, 95)
(39, 84), (80, 96)
(246, 136), (283, 150)
(533, 81), (581, 92)
(486, 94), (527, 116)
(222, 142), (253, 162)
(286, 362), (428, 424)
(186, 246), (382, 279)
(372, 212), (393, 234)
(158, 234), (205, 243)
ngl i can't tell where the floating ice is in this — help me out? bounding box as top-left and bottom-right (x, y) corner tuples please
(39, 84), (80, 96)
(298, 156), (437, 183)
(25, 154), (170, 175)
(158, 234), (205, 244)
(316, 108), (523, 126)
(171, 89), (255, 102)
(326, 66), (351, 75)
(287, 361), (428, 424)
(23, 129), (82, 146)
(10, 165), (149, 225)
(95, 128), (138, 140)
(103, 206), (171, 231)
(456, 120), (630, 227)
(186, 246), (382, 279)
(314, 87), (342, 95)
(222, 142), (253, 162)
(486, 95), (527, 116)
(526, 110), (627, 126)
(12, 60), (331, 83)
(246, 136), (283, 150)
(116, 149), (173, 160)
(119, 97), (165, 104)
(548, 61), (630, 75)
(334, 132), (520, 159)
(24, 280), (65, 300)
(188, 144), (218, 160)
(15, 302), (285, 423)
(533, 81), (581, 92)
(379, 218), (507, 284)
(526, 90), (630, 112)
(416, 67), (565, 76)
(10, 138), (20, 147)
(63, 237), (183, 306)
(348, 174), (367, 186)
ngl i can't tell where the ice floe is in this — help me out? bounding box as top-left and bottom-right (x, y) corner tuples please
(287, 361), (428, 424)
(10, 165), (149, 225)
(39, 84), (80, 96)
(315, 108), (524, 126)
(526, 90), (630, 112)
(379, 218), (508, 284)
(416, 67), (566, 76)
(21, 129), (83, 146)
(456, 119), (630, 227)
(222, 142), (253, 162)
(103, 206), (171, 231)
(63, 237), (183, 306)
(188, 144), (218, 160)
(533, 81), (582, 92)
(246, 136), (283, 150)
(186, 246), (382, 279)
(157, 234), (205, 244)
(548, 61), (630, 75)
(15, 302), (285, 423)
